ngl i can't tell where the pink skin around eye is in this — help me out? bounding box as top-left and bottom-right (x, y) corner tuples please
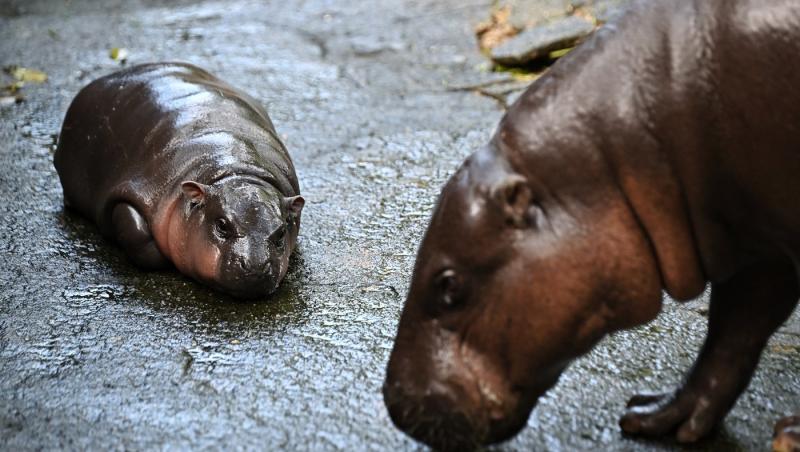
(154, 198), (221, 285)
(193, 243), (221, 283)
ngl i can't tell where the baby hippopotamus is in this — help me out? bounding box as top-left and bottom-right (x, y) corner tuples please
(384, 0), (800, 450)
(54, 62), (304, 299)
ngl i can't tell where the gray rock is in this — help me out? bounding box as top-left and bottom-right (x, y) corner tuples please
(496, 0), (631, 29)
(491, 15), (594, 66)
(498, 0), (577, 30)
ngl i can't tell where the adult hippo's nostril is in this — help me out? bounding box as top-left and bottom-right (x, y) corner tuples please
(383, 381), (485, 451)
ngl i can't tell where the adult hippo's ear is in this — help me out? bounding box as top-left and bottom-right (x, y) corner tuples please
(491, 174), (533, 228)
(181, 181), (209, 206)
(284, 195), (305, 219)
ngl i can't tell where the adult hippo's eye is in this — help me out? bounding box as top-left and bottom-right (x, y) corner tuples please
(214, 217), (232, 239)
(435, 269), (463, 310)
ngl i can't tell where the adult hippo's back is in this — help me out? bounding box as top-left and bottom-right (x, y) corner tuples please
(54, 62), (304, 298)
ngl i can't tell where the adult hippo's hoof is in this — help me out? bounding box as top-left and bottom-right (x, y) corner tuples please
(54, 62), (304, 299)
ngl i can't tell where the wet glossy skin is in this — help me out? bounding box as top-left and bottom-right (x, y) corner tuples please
(54, 62), (303, 298)
(385, 0), (800, 449)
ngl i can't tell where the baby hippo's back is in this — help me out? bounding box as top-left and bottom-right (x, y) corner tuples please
(54, 62), (298, 236)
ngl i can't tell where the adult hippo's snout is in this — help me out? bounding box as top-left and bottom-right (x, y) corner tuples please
(383, 327), (491, 451)
(383, 380), (484, 451)
(383, 368), (560, 450)
(383, 313), (560, 450)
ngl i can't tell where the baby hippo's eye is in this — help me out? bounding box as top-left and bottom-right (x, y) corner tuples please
(271, 226), (287, 248)
(214, 217), (232, 239)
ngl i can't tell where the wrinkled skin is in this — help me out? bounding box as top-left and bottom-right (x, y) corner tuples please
(384, 0), (800, 449)
(54, 62), (303, 299)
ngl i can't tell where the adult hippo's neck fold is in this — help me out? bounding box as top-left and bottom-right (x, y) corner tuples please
(493, 2), (709, 301)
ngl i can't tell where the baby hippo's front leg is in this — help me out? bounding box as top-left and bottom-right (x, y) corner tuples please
(620, 260), (799, 443)
(111, 203), (169, 269)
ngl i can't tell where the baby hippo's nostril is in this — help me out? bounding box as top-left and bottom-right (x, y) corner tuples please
(234, 254), (275, 279)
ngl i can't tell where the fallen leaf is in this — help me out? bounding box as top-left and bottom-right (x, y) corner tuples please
(548, 47), (574, 59)
(5, 66), (48, 83)
(4, 81), (25, 93)
(109, 47), (129, 62)
(475, 5), (519, 52)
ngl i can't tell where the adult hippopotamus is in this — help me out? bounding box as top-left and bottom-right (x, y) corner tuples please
(384, 0), (800, 449)
(54, 62), (304, 299)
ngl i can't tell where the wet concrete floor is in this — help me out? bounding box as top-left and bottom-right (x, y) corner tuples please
(1, 0), (798, 450)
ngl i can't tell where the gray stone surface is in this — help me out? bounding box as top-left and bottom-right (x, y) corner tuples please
(496, 0), (632, 29)
(491, 15), (595, 66)
(1, 0), (798, 450)
(498, 0), (580, 30)
(486, 0), (632, 66)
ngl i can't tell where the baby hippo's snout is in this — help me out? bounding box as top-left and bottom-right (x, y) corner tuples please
(217, 242), (286, 299)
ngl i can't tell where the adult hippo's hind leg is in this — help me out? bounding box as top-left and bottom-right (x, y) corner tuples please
(620, 259), (799, 443)
(111, 203), (169, 269)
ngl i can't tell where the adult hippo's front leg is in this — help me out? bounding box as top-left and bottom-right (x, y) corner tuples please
(620, 259), (799, 443)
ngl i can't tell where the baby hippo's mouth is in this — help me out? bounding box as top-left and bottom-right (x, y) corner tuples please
(220, 278), (278, 299)
(208, 248), (291, 299)
(214, 263), (282, 299)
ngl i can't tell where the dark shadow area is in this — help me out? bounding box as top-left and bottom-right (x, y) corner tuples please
(56, 208), (311, 339)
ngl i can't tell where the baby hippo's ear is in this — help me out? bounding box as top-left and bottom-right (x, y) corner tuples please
(181, 181), (209, 205)
(284, 195), (305, 218)
(490, 174), (532, 228)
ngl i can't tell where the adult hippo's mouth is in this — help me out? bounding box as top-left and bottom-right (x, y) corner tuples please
(383, 322), (567, 450)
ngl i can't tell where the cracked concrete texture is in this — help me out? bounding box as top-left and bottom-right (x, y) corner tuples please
(1, 0), (798, 450)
